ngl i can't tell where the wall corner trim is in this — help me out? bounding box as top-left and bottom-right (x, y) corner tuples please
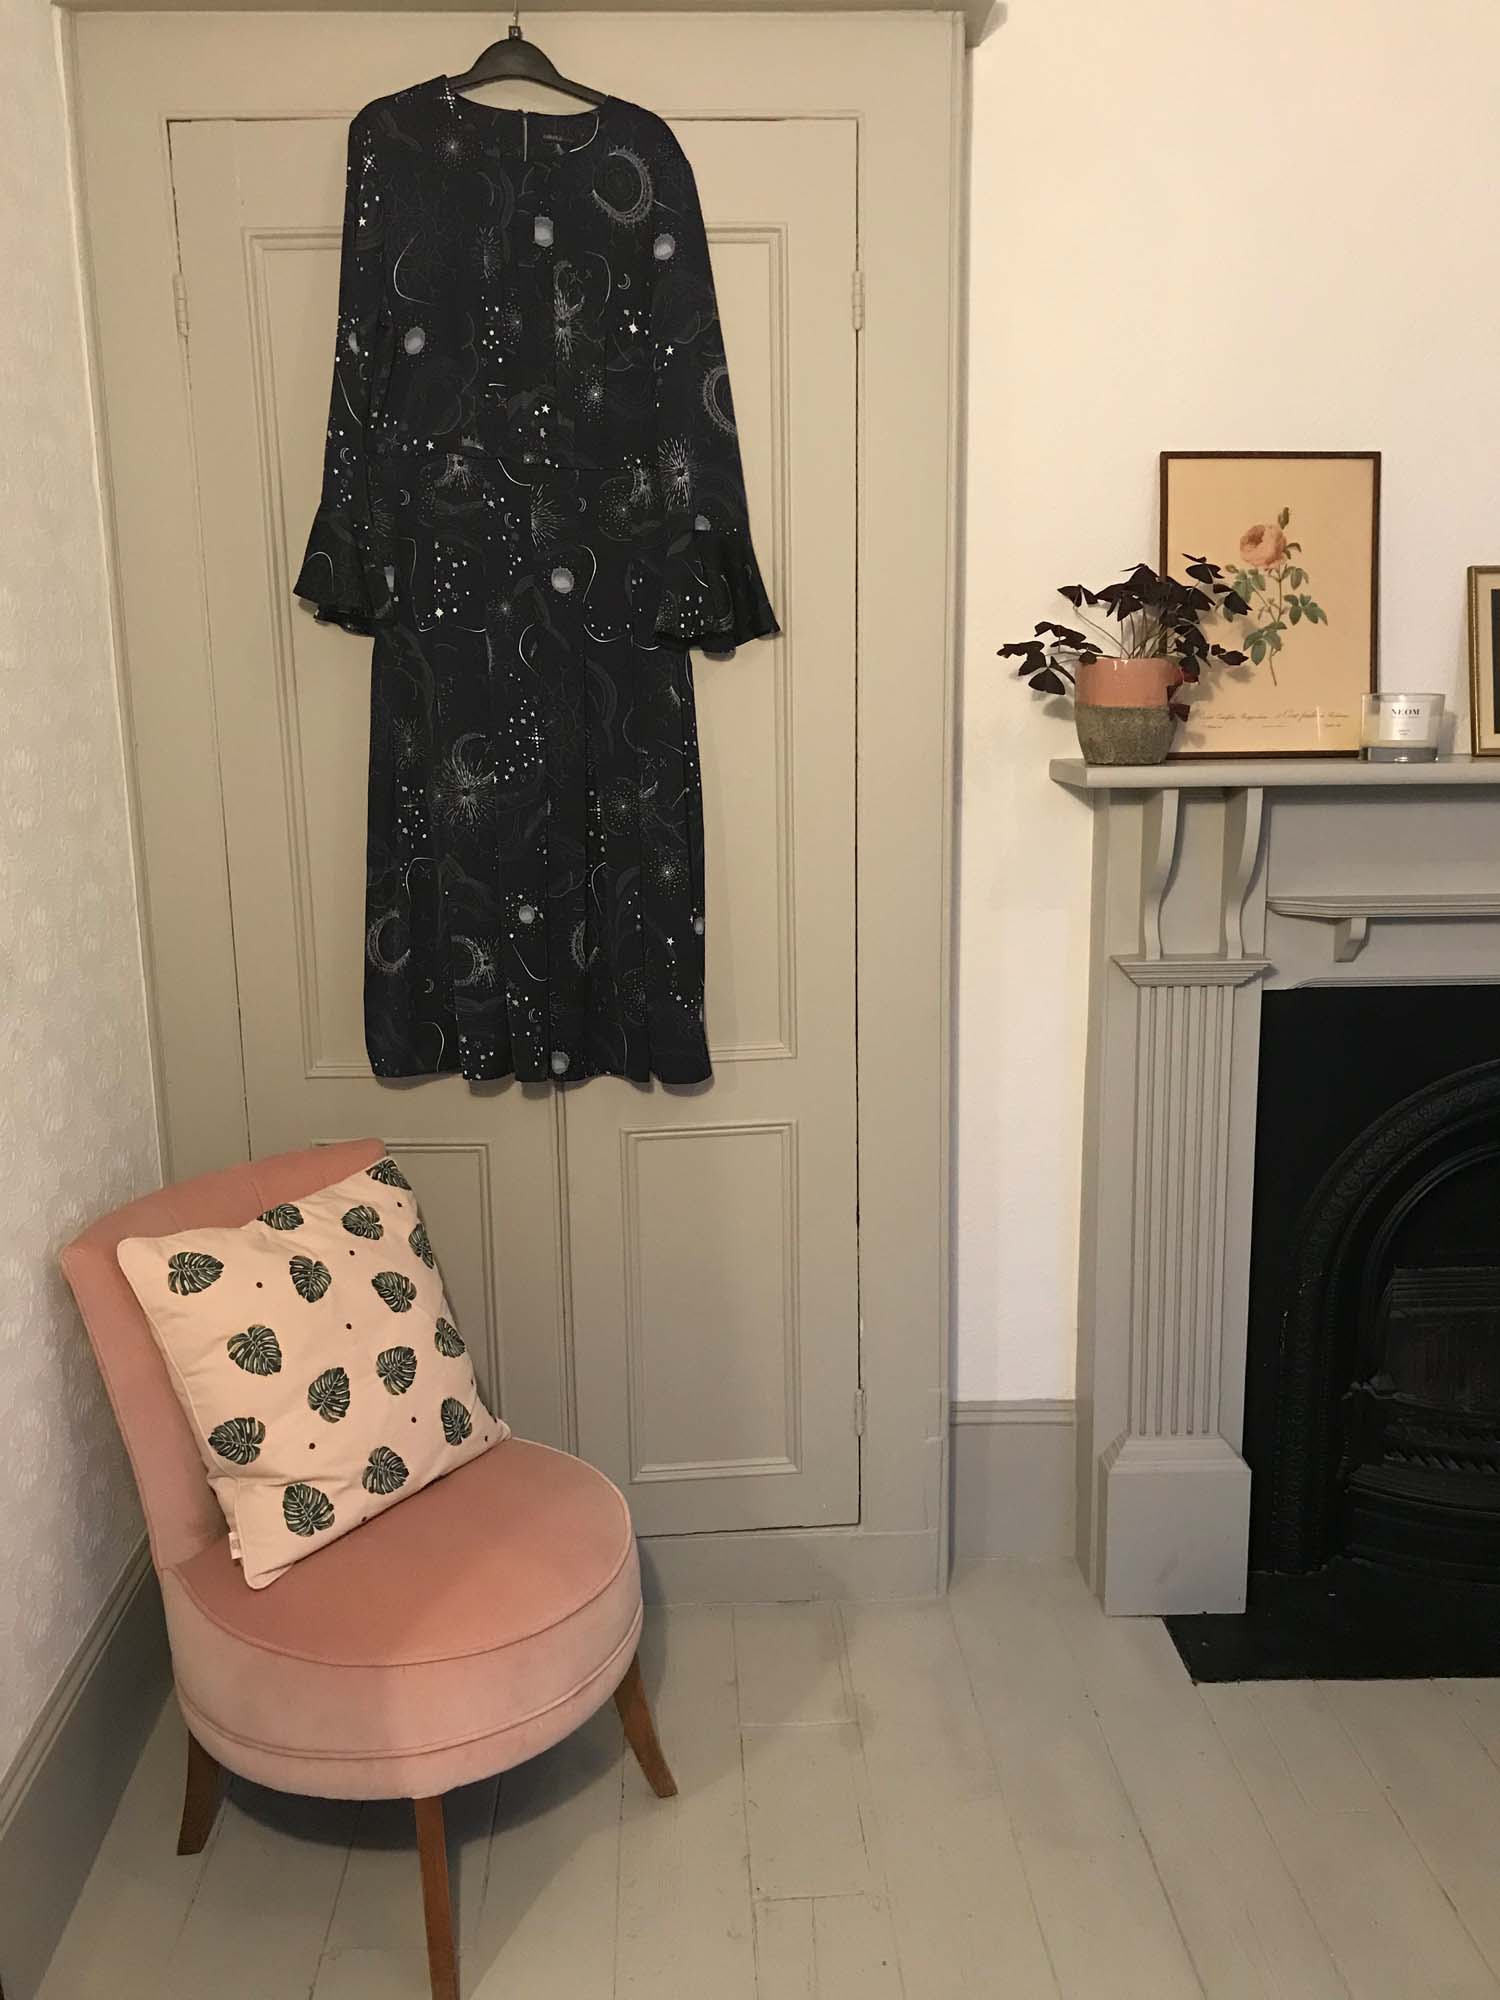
(0, 1541), (170, 2000)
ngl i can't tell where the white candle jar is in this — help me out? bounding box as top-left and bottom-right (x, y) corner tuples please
(1360, 692), (1445, 763)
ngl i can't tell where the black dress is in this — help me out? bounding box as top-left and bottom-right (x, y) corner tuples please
(295, 79), (777, 1084)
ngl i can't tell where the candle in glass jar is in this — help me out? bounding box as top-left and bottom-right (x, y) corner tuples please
(1361, 693), (1444, 762)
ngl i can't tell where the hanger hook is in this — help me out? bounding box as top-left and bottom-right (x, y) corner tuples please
(509, 0), (521, 36)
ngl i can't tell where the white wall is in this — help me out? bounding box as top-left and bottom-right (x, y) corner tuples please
(0, 1), (159, 1778)
(956, 0), (1500, 1400)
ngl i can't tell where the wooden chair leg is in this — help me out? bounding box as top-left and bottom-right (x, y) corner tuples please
(412, 1794), (459, 2000)
(177, 1732), (224, 1855)
(614, 1650), (678, 1798)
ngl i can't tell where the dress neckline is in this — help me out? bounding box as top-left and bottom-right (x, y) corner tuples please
(436, 77), (616, 146)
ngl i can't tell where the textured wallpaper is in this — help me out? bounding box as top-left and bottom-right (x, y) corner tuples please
(0, 0), (161, 1779)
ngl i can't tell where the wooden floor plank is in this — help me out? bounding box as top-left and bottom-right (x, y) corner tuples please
(1243, 1683), (1384, 1815)
(1374, 1797), (1500, 1986)
(734, 1605), (851, 1728)
(36, 1700), (212, 2000)
(753, 1893), (904, 1999)
(1035, 1566), (1346, 1999)
(323, 1777), (498, 1957)
(809, 1891), (905, 1998)
(755, 1898), (817, 1998)
(1324, 1679), (1500, 1815)
(949, 1562), (1202, 1999)
(1205, 1684), (1500, 2000)
(161, 1783), (357, 1999)
(743, 1721), (871, 1901)
(839, 1599), (1057, 1997)
(1440, 1678), (1500, 1769)
(47, 1591), (1500, 2000)
(465, 1705), (623, 2000)
(313, 1945), (432, 1999)
(614, 1606), (756, 2000)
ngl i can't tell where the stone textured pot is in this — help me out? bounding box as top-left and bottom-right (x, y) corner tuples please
(1073, 655), (1178, 766)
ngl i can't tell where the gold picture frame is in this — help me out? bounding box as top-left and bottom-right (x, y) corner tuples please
(1160, 451), (1380, 758)
(1468, 565), (1500, 757)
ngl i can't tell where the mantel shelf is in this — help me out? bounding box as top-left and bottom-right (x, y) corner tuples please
(1050, 755), (1500, 794)
(1266, 892), (1500, 962)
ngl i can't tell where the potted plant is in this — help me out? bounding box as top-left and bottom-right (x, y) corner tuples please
(998, 560), (1251, 764)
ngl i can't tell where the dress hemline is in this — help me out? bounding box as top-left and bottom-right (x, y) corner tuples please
(369, 1054), (713, 1087)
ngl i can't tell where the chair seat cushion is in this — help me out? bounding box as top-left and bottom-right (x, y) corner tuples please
(161, 1438), (642, 1799)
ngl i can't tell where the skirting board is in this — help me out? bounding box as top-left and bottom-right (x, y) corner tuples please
(0, 1542), (171, 2000)
(950, 1400), (1077, 1562)
(639, 1527), (942, 1603)
(638, 1403), (1077, 1598)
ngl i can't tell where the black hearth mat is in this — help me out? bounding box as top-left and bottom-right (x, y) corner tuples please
(1165, 1558), (1500, 1682)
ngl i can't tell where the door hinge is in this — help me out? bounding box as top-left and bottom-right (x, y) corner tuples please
(172, 271), (190, 341)
(851, 268), (865, 332)
(853, 1386), (868, 1436)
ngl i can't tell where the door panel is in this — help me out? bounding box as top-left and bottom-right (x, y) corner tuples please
(564, 123), (860, 1532)
(169, 108), (858, 1532)
(624, 1121), (800, 1480)
(259, 232), (375, 1077)
(172, 116), (571, 1446)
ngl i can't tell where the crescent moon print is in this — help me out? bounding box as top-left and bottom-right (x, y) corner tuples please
(366, 908), (411, 976)
(294, 80), (778, 1084)
(592, 148), (655, 228)
(700, 364), (736, 437)
(451, 934), (499, 989)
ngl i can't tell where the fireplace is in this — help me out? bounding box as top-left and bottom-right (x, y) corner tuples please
(1053, 754), (1500, 1621)
(1247, 987), (1500, 1586)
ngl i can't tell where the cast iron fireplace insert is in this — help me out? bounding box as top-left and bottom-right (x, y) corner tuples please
(1167, 982), (1500, 1681)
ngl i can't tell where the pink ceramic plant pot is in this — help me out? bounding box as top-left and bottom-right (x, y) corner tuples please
(1073, 655), (1179, 765)
(1074, 654), (1178, 707)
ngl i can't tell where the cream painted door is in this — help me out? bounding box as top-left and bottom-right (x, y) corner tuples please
(169, 109), (859, 1532)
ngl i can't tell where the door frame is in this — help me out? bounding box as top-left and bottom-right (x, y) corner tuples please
(64, 8), (962, 1599)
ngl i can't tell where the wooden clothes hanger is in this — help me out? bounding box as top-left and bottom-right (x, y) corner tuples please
(446, 5), (608, 106)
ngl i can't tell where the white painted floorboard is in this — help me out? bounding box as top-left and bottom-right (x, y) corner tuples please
(38, 1561), (1500, 1999)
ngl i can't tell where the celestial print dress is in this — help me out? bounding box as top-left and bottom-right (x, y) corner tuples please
(295, 79), (778, 1084)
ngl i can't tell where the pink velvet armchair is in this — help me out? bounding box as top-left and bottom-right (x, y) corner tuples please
(60, 1136), (675, 2000)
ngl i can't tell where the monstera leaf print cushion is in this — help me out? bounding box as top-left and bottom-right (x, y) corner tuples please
(117, 1155), (507, 1587)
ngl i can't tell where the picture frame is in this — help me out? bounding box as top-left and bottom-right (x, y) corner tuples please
(1468, 565), (1500, 757)
(1160, 451), (1380, 758)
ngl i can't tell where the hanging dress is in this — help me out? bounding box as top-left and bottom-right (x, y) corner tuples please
(295, 80), (778, 1084)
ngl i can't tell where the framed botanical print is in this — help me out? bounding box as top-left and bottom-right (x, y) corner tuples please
(1160, 451), (1380, 757)
(1468, 566), (1500, 757)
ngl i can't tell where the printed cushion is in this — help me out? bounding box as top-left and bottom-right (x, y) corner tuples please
(117, 1155), (507, 1587)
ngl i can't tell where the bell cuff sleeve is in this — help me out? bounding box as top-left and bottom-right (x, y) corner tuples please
(648, 130), (780, 655)
(294, 517), (394, 638)
(293, 112), (394, 637)
(652, 518), (780, 653)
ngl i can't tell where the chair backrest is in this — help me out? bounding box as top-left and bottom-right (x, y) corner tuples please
(60, 1137), (385, 1574)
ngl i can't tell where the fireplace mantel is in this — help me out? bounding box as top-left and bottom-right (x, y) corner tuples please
(1052, 754), (1500, 792)
(1052, 753), (1500, 1613)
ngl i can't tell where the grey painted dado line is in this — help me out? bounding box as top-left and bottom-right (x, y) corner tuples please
(0, 1544), (170, 2000)
(1061, 759), (1500, 1615)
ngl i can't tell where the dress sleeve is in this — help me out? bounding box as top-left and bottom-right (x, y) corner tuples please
(293, 112), (394, 636)
(649, 134), (779, 654)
